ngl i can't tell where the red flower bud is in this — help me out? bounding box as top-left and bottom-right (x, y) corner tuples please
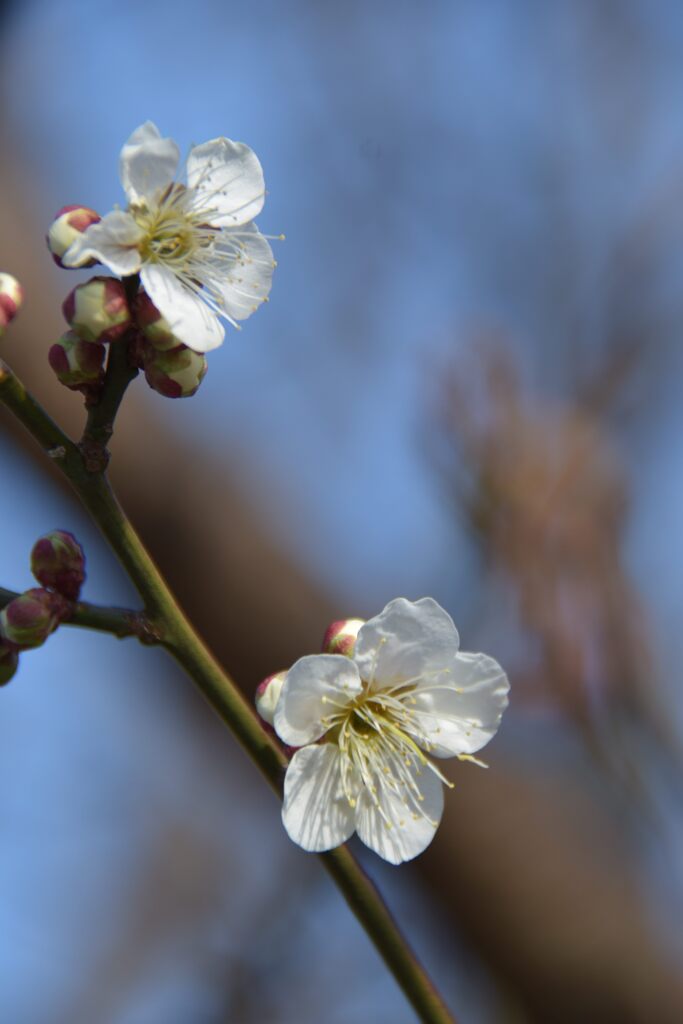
(255, 670), (286, 726)
(62, 276), (131, 344)
(0, 588), (61, 650)
(31, 530), (86, 602)
(321, 618), (365, 658)
(133, 291), (181, 351)
(143, 341), (207, 398)
(49, 331), (105, 391)
(0, 273), (23, 336)
(46, 206), (101, 268)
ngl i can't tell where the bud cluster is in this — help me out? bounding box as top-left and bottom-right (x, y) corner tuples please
(0, 531), (86, 687)
(254, 617), (366, 750)
(49, 273), (133, 395)
(47, 200), (209, 400)
(130, 292), (208, 399)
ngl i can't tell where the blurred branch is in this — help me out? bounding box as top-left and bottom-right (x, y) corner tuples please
(424, 336), (683, 1021)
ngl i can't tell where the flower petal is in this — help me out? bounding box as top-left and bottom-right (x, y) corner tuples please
(140, 264), (224, 353)
(282, 744), (357, 852)
(187, 137), (265, 226)
(274, 654), (362, 747)
(62, 210), (143, 276)
(410, 651), (509, 757)
(355, 765), (444, 864)
(213, 223), (274, 321)
(119, 121), (180, 204)
(353, 597), (460, 691)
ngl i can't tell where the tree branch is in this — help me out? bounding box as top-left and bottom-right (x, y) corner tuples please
(0, 586), (152, 641)
(0, 358), (456, 1024)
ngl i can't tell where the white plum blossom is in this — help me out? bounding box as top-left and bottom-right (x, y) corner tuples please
(274, 597), (509, 864)
(63, 122), (277, 353)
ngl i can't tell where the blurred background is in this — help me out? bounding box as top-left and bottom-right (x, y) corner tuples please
(2, 0), (683, 1021)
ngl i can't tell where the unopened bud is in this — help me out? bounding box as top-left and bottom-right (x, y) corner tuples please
(49, 331), (105, 390)
(322, 618), (365, 658)
(143, 342), (207, 398)
(47, 206), (101, 267)
(255, 671), (286, 726)
(0, 273), (23, 334)
(0, 588), (60, 650)
(133, 291), (181, 351)
(0, 644), (18, 686)
(62, 276), (131, 344)
(31, 530), (86, 602)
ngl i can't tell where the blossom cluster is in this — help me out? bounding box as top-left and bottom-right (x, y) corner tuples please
(46, 122), (277, 400)
(256, 598), (509, 864)
(48, 274), (209, 400)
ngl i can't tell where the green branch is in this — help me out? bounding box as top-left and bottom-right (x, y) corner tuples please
(0, 586), (150, 640)
(0, 358), (456, 1024)
(80, 340), (139, 471)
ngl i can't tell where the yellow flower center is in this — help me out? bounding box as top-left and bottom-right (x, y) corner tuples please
(320, 682), (451, 831)
(134, 204), (198, 267)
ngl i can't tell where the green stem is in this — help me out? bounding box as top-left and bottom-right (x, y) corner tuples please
(0, 359), (456, 1024)
(0, 587), (149, 640)
(80, 334), (139, 471)
(322, 846), (453, 1020)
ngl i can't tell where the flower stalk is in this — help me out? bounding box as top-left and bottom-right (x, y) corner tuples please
(79, 276), (141, 469)
(0, 358), (457, 1024)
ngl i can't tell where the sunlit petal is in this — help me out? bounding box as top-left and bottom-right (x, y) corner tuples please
(187, 137), (265, 226)
(274, 655), (362, 747)
(282, 745), (357, 852)
(119, 121), (180, 204)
